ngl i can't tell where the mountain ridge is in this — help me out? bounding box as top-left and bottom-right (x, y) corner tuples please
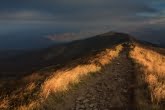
(0, 32), (165, 110)
(0, 32), (137, 77)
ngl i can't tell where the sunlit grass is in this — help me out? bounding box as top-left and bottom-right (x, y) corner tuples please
(41, 45), (123, 98)
(0, 44), (123, 110)
(130, 43), (165, 109)
(38, 45), (123, 109)
(0, 97), (9, 109)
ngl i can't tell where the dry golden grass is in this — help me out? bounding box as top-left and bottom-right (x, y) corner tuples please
(41, 45), (123, 98)
(130, 43), (165, 109)
(18, 101), (40, 110)
(0, 75), (42, 110)
(22, 73), (45, 83)
(37, 45), (123, 109)
(0, 44), (123, 110)
(41, 64), (101, 98)
(26, 83), (36, 92)
(0, 97), (9, 109)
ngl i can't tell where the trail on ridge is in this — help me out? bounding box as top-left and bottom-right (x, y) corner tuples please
(48, 45), (135, 110)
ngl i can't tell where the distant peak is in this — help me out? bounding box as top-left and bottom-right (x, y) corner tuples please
(99, 31), (130, 37)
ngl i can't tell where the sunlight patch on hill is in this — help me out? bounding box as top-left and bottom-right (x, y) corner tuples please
(41, 45), (123, 98)
(40, 45), (123, 105)
(130, 43), (165, 109)
(3, 45), (123, 110)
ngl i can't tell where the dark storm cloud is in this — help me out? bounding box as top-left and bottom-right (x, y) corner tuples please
(0, 0), (159, 22)
(0, 0), (165, 47)
(0, 0), (165, 28)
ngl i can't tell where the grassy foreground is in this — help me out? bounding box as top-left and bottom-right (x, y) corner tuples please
(0, 45), (123, 110)
(130, 43), (165, 109)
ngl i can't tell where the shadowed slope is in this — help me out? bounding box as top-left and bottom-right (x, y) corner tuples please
(0, 32), (130, 110)
(0, 32), (132, 76)
(20, 45), (124, 110)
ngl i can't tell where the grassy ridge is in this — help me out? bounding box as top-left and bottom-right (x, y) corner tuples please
(130, 43), (165, 109)
(0, 45), (123, 110)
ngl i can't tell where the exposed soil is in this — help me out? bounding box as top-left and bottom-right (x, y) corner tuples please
(51, 45), (136, 110)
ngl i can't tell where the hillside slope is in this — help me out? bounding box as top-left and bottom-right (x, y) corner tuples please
(42, 44), (135, 110)
(0, 32), (132, 77)
(0, 32), (165, 110)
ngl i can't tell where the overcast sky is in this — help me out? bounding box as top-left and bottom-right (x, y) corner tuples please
(0, 0), (165, 49)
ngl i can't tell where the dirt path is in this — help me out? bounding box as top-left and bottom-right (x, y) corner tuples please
(54, 46), (135, 110)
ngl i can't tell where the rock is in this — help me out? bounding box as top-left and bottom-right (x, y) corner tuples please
(76, 106), (80, 110)
(77, 96), (84, 101)
(86, 108), (92, 110)
(76, 100), (80, 103)
(114, 77), (118, 80)
(96, 88), (102, 92)
(117, 63), (120, 65)
(122, 89), (127, 93)
(80, 105), (85, 109)
(85, 103), (89, 108)
(76, 104), (81, 109)
(91, 97), (95, 100)
(86, 93), (91, 98)
(83, 99), (89, 103)
(89, 104), (95, 108)
(100, 100), (105, 103)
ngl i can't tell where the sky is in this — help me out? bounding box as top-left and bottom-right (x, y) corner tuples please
(0, 0), (165, 49)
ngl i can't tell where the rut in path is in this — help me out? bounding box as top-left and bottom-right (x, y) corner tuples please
(53, 46), (135, 110)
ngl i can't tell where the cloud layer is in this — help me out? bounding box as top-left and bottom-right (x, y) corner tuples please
(0, 0), (165, 48)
